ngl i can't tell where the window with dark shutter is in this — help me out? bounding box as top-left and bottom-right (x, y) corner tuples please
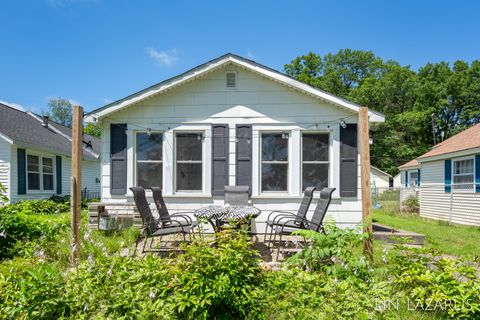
(261, 132), (289, 192)
(302, 133), (329, 191)
(176, 132), (203, 191)
(235, 125), (252, 193)
(17, 148), (26, 194)
(136, 132), (163, 189)
(110, 123), (127, 195)
(56, 156), (62, 194)
(340, 124), (357, 197)
(212, 124), (229, 195)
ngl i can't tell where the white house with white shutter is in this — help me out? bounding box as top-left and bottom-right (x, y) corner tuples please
(85, 53), (385, 231)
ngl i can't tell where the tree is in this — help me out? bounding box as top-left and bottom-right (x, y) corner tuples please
(45, 98), (73, 127)
(84, 123), (101, 138)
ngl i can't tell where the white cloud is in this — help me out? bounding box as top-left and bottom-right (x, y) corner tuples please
(246, 51), (258, 60)
(0, 100), (27, 111)
(102, 98), (113, 104)
(146, 47), (178, 66)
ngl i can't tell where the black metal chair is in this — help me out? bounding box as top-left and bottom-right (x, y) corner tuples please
(269, 188), (336, 256)
(150, 187), (198, 229)
(224, 185), (250, 206)
(263, 187), (316, 245)
(130, 186), (194, 254)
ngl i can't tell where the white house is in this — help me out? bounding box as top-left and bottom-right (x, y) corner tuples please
(85, 53), (385, 231)
(370, 165), (391, 191)
(398, 158), (420, 203)
(0, 102), (101, 204)
(399, 123), (480, 226)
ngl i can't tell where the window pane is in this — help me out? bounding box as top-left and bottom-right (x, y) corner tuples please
(262, 163), (288, 191)
(137, 162), (162, 188)
(28, 173), (40, 190)
(303, 164), (328, 190)
(262, 133), (288, 161)
(176, 133), (202, 161)
(136, 133), (163, 161)
(453, 174), (474, 184)
(409, 172), (418, 180)
(27, 155), (39, 172)
(43, 174), (53, 190)
(42, 157), (53, 174)
(177, 163), (202, 190)
(303, 133), (329, 161)
(454, 159), (474, 174)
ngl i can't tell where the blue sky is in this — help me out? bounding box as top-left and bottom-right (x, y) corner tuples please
(1, 0), (479, 113)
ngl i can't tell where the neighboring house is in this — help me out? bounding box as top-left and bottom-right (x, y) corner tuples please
(0, 102), (101, 204)
(398, 159), (420, 203)
(392, 173), (401, 188)
(370, 166), (391, 191)
(399, 123), (480, 226)
(85, 53), (385, 231)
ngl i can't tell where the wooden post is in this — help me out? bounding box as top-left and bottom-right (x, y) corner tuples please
(359, 107), (373, 261)
(70, 105), (83, 265)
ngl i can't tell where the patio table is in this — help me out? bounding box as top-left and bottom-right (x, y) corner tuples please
(194, 205), (261, 232)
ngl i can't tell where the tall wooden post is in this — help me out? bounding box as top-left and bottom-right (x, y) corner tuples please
(70, 105), (83, 265)
(359, 107), (373, 261)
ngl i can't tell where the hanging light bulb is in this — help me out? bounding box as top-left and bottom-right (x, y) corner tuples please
(340, 120), (347, 128)
(282, 132), (289, 139)
(147, 128), (152, 135)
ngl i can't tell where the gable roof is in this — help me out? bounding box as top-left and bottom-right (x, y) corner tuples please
(417, 123), (480, 161)
(85, 53), (385, 123)
(398, 159), (419, 170)
(0, 102), (100, 160)
(371, 165), (392, 177)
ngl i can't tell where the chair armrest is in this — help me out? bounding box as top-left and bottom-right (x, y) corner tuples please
(266, 210), (296, 223)
(271, 213), (298, 225)
(169, 213), (194, 224)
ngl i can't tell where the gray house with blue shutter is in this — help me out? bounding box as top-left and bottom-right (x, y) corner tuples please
(399, 123), (480, 226)
(85, 53), (385, 231)
(0, 102), (101, 204)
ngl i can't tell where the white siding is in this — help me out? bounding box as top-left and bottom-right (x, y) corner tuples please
(99, 65), (364, 230)
(371, 167), (390, 190)
(420, 159), (480, 226)
(10, 145), (101, 203)
(0, 138), (11, 203)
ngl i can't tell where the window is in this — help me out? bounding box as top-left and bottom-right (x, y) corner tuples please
(27, 155), (40, 190)
(261, 132), (288, 192)
(42, 157), (54, 190)
(302, 133), (329, 190)
(453, 158), (474, 190)
(226, 72), (237, 88)
(136, 132), (163, 188)
(27, 154), (54, 191)
(176, 133), (203, 191)
(408, 171), (418, 187)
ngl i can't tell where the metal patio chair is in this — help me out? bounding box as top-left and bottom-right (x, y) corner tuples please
(130, 186), (194, 254)
(224, 185), (250, 206)
(263, 186), (316, 246)
(150, 186), (198, 230)
(269, 187), (336, 258)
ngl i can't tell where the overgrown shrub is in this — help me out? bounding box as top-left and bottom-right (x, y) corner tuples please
(0, 199), (69, 215)
(0, 213), (69, 259)
(402, 196), (419, 214)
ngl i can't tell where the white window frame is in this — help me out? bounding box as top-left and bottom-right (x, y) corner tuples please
(452, 156), (475, 192)
(26, 152), (55, 193)
(408, 170), (418, 187)
(174, 131), (205, 193)
(260, 131), (290, 193)
(225, 71), (238, 89)
(134, 131), (163, 189)
(301, 131), (330, 191)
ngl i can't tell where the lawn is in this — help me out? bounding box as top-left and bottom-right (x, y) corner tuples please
(373, 208), (480, 258)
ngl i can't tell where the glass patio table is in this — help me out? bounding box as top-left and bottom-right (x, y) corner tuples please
(194, 205), (261, 232)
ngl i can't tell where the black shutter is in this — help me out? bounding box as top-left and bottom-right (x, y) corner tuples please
(212, 124), (229, 195)
(235, 124), (252, 193)
(110, 123), (127, 195)
(340, 124), (358, 197)
(56, 156), (62, 194)
(17, 148), (26, 195)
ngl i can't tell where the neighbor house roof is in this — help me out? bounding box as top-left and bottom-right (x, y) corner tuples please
(417, 123), (480, 161)
(398, 159), (419, 170)
(85, 53), (385, 123)
(0, 102), (100, 160)
(371, 165), (392, 177)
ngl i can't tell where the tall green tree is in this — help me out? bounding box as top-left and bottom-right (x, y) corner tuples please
(45, 97), (73, 127)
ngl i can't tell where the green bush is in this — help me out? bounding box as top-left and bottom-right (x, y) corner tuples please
(0, 199), (69, 215)
(0, 213), (69, 260)
(402, 196), (420, 214)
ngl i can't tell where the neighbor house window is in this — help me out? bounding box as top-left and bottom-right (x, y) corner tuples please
(136, 132), (163, 188)
(261, 132), (289, 192)
(452, 158), (474, 190)
(408, 171), (418, 187)
(302, 133), (329, 190)
(42, 157), (54, 190)
(27, 155), (40, 190)
(27, 154), (54, 191)
(176, 132), (203, 191)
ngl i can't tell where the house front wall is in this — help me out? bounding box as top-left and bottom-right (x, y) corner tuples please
(0, 137), (11, 202)
(99, 65), (363, 230)
(420, 157), (480, 226)
(9, 145), (101, 203)
(399, 168), (420, 203)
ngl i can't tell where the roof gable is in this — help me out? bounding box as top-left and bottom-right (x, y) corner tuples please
(86, 53), (385, 123)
